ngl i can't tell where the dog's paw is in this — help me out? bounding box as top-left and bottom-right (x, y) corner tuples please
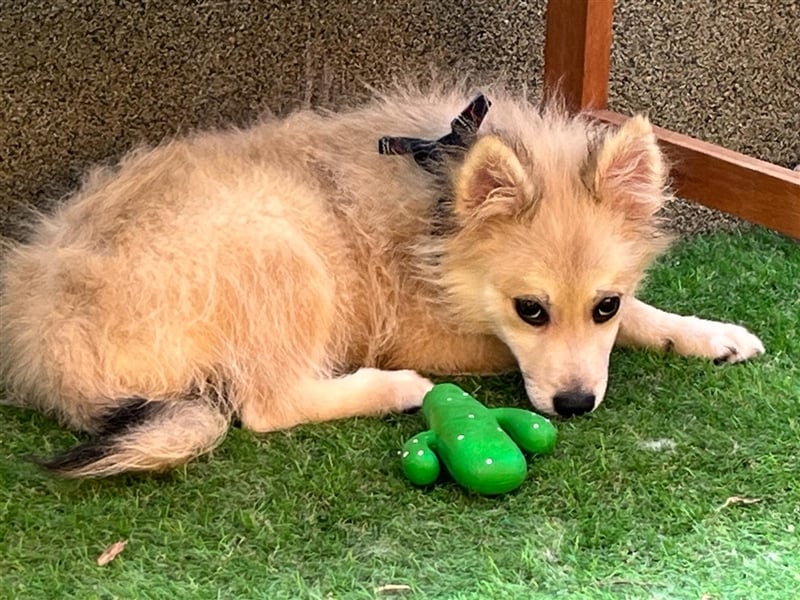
(672, 317), (765, 364)
(380, 369), (434, 412)
(350, 368), (433, 412)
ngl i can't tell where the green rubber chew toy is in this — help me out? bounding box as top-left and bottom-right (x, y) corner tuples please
(401, 383), (557, 495)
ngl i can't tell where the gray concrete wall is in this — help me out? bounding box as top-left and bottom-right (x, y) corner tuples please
(2, 1), (797, 238)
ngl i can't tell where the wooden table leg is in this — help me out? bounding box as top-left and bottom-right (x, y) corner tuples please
(544, 0), (615, 111)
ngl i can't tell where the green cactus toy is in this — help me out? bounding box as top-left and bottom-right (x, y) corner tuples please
(400, 383), (557, 495)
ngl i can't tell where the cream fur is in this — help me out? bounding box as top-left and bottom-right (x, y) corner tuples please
(0, 84), (765, 477)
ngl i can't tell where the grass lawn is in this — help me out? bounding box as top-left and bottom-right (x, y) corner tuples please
(1, 228), (798, 599)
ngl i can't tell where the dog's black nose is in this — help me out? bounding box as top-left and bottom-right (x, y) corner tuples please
(553, 390), (596, 417)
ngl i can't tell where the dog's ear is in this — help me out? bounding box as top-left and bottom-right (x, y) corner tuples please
(593, 115), (667, 220)
(453, 135), (533, 225)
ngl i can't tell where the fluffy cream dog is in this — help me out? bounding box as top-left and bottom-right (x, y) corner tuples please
(0, 85), (764, 477)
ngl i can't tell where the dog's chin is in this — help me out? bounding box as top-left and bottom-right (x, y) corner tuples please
(522, 383), (557, 417)
(530, 402), (558, 417)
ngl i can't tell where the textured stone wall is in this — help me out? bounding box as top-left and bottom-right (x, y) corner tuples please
(1, 1), (797, 238)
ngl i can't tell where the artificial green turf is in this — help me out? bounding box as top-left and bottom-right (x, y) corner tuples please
(1, 229), (798, 599)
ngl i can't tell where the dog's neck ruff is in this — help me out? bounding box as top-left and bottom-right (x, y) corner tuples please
(377, 94), (491, 176)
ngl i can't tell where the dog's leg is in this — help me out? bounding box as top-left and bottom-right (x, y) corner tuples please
(617, 297), (765, 363)
(240, 368), (433, 432)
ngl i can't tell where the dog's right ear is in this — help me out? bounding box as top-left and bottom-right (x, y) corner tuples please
(453, 135), (534, 226)
(593, 115), (667, 221)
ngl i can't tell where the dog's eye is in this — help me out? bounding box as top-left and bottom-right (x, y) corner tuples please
(593, 296), (620, 323)
(514, 297), (549, 327)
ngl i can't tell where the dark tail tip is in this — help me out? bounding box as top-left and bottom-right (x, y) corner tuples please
(30, 398), (167, 478)
(28, 439), (119, 478)
(30, 386), (233, 478)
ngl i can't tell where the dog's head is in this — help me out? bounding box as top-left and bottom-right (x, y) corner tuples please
(442, 113), (672, 416)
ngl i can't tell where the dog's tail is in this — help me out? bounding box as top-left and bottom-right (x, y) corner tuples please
(34, 388), (233, 478)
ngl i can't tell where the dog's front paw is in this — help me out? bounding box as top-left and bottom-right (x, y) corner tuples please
(384, 369), (435, 412)
(672, 317), (765, 364)
(355, 368), (433, 412)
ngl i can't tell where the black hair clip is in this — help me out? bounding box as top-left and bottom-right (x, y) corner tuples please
(378, 94), (491, 175)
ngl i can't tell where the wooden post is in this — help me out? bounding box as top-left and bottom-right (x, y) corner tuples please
(544, 0), (615, 111)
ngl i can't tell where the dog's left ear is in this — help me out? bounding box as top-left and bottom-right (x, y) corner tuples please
(453, 135), (534, 225)
(593, 115), (667, 220)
